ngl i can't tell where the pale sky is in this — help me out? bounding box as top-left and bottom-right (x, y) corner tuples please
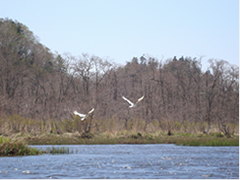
(0, 0), (239, 70)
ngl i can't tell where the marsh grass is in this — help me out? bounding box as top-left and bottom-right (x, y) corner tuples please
(0, 140), (42, 156)
(1, 132), (238, 152)
(0, 136), (73, 156)
(45, 146), (70, 154)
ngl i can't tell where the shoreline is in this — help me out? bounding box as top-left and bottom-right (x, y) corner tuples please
(0, 132), (238, 156)
(5, 131), (240, 146)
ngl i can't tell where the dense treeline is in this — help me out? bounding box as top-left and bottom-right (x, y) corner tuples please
(0, 18), (238, 136)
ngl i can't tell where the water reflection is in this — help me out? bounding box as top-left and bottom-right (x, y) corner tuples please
(0, 144), (238, 179)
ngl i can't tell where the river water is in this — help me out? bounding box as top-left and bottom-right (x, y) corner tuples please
(0, 144), (238, 179)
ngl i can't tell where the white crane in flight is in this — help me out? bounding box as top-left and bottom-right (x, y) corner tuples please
(122, 96), (144, 108)
(73, 108), (94, 121)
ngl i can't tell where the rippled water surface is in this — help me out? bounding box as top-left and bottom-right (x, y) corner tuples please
(0, 144), (238, 179)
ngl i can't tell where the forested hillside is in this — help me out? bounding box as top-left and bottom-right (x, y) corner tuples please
(0, 18), (238, 136)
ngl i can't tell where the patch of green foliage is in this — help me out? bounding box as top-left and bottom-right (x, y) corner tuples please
(0, 141), (42, 156)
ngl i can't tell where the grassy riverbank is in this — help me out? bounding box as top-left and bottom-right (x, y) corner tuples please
(5, 131), (239, 146)
(0, 133), (238, 156)
(0, 131), (238, 156)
